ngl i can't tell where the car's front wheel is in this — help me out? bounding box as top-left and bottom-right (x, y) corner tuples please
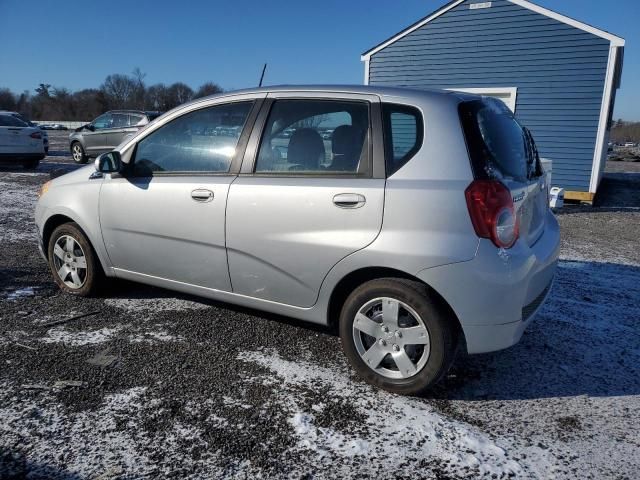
(48, 222), (102, 296)
(71, 142), (88, 164)
(339, 278), (456, 395)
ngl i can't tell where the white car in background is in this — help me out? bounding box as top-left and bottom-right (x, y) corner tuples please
(0, 113), (45, 169)
(0, 110), (49, 154)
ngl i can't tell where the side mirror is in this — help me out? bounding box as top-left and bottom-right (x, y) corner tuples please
(86, 124), (95, 131)
(95, 151), (122, 174)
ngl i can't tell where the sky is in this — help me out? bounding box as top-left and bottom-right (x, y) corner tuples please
(0, 0), (638, 120)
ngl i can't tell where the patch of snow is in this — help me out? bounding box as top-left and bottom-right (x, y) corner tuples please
(40, 326), (125, 346)
(0, 179), (39, 241)
(128, 330), (183, 343)
(238, 349), (553, 478)
(4, 287), (39, 300)
(104, 296), (210, 315)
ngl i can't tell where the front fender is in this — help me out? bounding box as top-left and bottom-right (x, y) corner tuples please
(35, 168), (113, 275)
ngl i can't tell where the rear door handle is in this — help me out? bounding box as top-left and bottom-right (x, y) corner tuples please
(191, 189), (214, 202)
(333, 193), (366, 209)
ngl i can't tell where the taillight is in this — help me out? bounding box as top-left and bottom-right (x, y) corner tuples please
(30, 132), (42, 139)
(465, 180), (519, 249)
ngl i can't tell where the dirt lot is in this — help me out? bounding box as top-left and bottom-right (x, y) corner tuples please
(1, 131), (639, 479)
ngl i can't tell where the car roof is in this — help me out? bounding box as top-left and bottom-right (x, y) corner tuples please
(181, 84), (479, 107)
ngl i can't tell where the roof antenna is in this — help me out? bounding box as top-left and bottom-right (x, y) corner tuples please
(258, 63), (267, 87)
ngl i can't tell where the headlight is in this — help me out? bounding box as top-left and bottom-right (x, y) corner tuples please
(38, 180), (51, 198)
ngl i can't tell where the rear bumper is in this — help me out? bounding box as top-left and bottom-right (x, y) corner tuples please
(416, 209), (560, 354)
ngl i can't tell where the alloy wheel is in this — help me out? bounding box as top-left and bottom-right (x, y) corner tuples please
(352, 297), (431, 379)
(52, 235), (88, 289)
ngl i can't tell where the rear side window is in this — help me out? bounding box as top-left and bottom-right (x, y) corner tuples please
(459, 99), (540, 182)
(0, 115), (27, 127)
(254, 99), (370, 175)
(382, 104), (423, 177)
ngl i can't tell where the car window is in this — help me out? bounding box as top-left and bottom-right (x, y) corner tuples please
(131, 101), (253, 176)
(129, 114), (145, 126)
(112, 114), (129, 128)
(459, 99), (539, 182)
(0, 114), (27, 127)
(93, 113), (113, 130)
(255, 99), (369, 174)
(382, 104), (423, 177)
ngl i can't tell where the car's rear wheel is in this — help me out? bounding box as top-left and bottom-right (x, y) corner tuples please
(339, 278), (456, 395)
(22, 159), (40, 170)
(71, 142), (88, 164)
(48, 223), (102, 296)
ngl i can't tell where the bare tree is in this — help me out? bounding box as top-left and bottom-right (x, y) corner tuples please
(0, 88), (16, 110)
(101, 74), (137, 109)
(131, 67), (147, 109)
(167, 82), (194, 107)
(194, 82), (223, 99)
(144, 83), (168, 111)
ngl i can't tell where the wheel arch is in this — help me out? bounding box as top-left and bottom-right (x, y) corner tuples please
(326, 266), (466, 350)
(41, 213), (109, 276)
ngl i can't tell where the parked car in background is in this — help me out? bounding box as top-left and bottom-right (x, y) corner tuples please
(35, 86), (559, 395)
(0, 113), (45, 168)
(69, 110), (163, 163)
(40, 123), (68, 131)
(623, 142), (636, 148)
(0, 110), (49, 154)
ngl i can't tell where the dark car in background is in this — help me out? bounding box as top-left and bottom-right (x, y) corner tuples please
(69, 110), (163, 163)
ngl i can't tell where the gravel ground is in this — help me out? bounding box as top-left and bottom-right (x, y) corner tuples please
(1, 131), (639, 479)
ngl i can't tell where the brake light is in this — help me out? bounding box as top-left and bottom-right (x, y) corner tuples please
(30, 132), (42, 139)
(465, 180), (519, 249)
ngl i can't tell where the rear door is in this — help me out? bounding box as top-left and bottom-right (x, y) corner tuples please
(84, 113), (112, 155)
(104, 113), (136, 149)
(226, 93), (385, 307)
(99, 97), (261, 290)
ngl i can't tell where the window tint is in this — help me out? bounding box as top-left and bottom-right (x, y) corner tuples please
(132, 101), (253, 175)
(255, 100), (369, 174)
(111, 113), (129, 128)
(459, 99), (540, 182)
(0, 114), (27, 127)
(93, 113), (113, 130)
(382, 104), (422, 177)
(129, 114), (145, 126)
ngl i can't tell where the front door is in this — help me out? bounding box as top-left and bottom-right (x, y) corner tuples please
(99, 100), (257, 290)
(226, 95), (385, 307)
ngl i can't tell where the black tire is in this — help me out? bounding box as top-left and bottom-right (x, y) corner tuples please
(22, 159), (40, 170)
(47, 222), (103, 296)
(71, 142), (88, 164)
(339, 278), (456, 396)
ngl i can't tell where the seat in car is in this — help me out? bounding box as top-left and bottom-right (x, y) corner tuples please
(331, 125), (362, 172)
(287, 128), (325, 171)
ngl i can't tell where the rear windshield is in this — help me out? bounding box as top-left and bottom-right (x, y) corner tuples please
(459, 99), (541, 182)
(0, 114), (27, 127)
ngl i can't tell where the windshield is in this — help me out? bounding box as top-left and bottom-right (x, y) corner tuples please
(459, 98), (541, 182)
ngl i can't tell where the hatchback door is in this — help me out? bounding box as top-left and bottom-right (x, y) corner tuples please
(226, 93), (385, 308)
(99, 98), (261, 290)
(459, 98), (547, 246)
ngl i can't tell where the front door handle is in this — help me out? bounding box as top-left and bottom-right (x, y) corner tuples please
(191, 189), (214, 202)
(333, 193), (366, 209)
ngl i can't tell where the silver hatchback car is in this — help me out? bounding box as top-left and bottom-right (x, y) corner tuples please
(35, 86), (559, 395)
